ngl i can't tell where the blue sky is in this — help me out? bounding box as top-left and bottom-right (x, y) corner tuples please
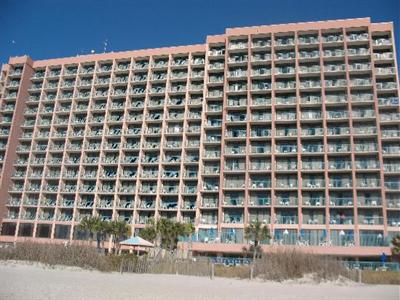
(0, 0), (399, 65)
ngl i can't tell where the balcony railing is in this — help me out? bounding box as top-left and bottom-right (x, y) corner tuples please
(275, 215), (298, 224)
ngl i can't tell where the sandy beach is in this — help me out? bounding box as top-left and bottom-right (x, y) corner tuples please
(0, 261), (398, 300)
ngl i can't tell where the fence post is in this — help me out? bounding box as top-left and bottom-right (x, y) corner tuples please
(357, 269), (362, 283)
(119, 258), (123, 274)
(250, 264), (254, 280)
(210, 262), (215, 280)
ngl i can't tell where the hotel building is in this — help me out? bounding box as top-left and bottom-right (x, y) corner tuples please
(0, 17), (398, 258)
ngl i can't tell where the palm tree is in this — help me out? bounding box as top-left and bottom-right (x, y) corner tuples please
(106, 220), (131, 253)
(391, 235), (400, 261)
(138, 223), (157, 243)
(244, 221), (270, 279)
(138, 218), (194, 251)
(78, 216), (101, 245)
(93, 219), (109, 249)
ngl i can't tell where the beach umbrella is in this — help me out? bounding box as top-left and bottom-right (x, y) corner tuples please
(120, 236), (154, 247)
(120, 236), (155, 255)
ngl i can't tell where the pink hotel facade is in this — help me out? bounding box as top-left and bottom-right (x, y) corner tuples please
(0, 18), (399, 258)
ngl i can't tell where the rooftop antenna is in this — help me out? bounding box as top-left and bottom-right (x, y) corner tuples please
(103, 39), (108, 53)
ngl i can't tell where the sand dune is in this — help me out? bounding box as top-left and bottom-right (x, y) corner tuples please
(0, 261), (398, 300)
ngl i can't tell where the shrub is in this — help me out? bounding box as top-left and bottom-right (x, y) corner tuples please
(0, 242), (115, 272)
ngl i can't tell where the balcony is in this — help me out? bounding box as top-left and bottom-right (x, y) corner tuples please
(276, 81), (296, 90)
(252, 82), (271, 91)
(275, 66), (295, 75)
(250, 145), (271, 154)
(327, 126), (350, 135)
(301, 127), (324, 136)
(252, 53), (271, 62)
(275, 96), (296, 106)
(32, 71), (45, 79)
(80, 66), (95, 74)
(275, 178), (296, 189)
(358, 197), (382, 207)
(276, 144), (297, 154)
(302, 161), (324, 170)
(347, 48), (369, 56)
(227, 97), (247, 107)
(226, 129), (246, 139)
(298, 35), (319, 44)
(385, 181), (400, 190)
(251, 128), (271, 138)
(323, 49), (345, 57)
(208, 62), (224, 70)
(357, 177), (380, 188)
(354, 143), (378, 152)
(133, 74), (147, 82)
(303, 214), (325, 225)
(329, 216), (354, 225)
(347, 33), (368, 42)
(252, 38), (271, 48)
(298, 50), (320, 59)
(275, 215), (298, 225)
(350, 78), (372, 87)
(224, 196), (244, 206)
(228, 55), (248, 64)
(276, 111), (296, 121)
(229, 83), (247, 92)
(172, 58), (188, 66)
(250, 160), (271, 171)
(329, 178), (352, 188)
(275, 52), (296, 60)
(202, 181), (219, 191)
(183, 186), (197, 194)
(329, 160), (352, 170)
(131, 87), (146, 95)
(299, 65), (320, 73)
(302, 197), (325, 206)
(229, 40), (247, 50)
(358, 215), (383, 225)
(381, 129), (400, 138)
(349, 63), (371, 72)
(330, 197), (353, 206)
(388, 218), (400, 227)
(373, 38), (391, 46)
(301, 110), (322, 120)
(387, 198), (400, 208)
(6, 92), (18, 99)
(226, 113), (246, 122)
(21, 212), (36, 220)
(225, 145), (246, 155)
(300, 80), (321, 89)
(192, 57), (205, 65)
(324, 64), (346, 72)
(355, 160), (379, 170)
(200, 214), (218, 225)
(383, 145), (400, 154)
(302, 179), (325, 188)
(384, 163), (400, 173)
(353, 126), (376, 135)
(376, 82), (397, 90)
(275, 37), (295, 46)
(325, 79), (347, 88)
(276, 161), (297, 171)
(380, 113), (400, 122)
(223, 214), (243, 224)
(224, 162), (245, 172)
